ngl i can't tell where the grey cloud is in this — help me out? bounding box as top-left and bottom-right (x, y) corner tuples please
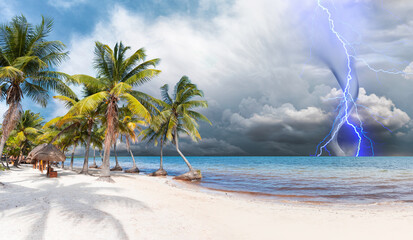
(58, 0), (413, 156)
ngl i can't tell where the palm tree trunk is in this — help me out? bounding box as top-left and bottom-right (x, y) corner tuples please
(61, 150), (65, 169)
(110, 141), (122, 171)
(90, 147), (97, 168)
(70, 144), (76, 171)
(97, 150), (103, 168)
(114, 142), (119, 167)
(5, 155), (9, 169)
(174, 130), (194, 171)
(99, 100), (116, 182)
(15, 150), (23, 168)
(130, 148), (137, 168)
(0, 137), (6, 166)
(124, 137), (138, 173)
(100, 138), (112, 179)
(160, 139), (164, 169)
(1, 155), (5, 168)
(80, 121), (93, 174)
(0, 102), (22, 160)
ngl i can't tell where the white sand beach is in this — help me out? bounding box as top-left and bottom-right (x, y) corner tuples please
(1, 165), (413, 240)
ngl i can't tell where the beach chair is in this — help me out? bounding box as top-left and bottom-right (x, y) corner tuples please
(46, 163), (58, 178)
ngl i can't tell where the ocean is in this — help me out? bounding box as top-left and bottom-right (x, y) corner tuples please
(69, 156), (413, 204)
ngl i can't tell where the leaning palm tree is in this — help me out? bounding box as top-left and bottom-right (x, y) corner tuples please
(0, 15), (74, 158)
(68, 42), (160, 182)
(140, 116), (168, 176)
(157, 76), (211, 180)
(118, 107), (146, 173)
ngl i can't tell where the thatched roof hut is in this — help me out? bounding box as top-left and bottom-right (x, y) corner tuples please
(26, 143), (47, 164)
(26, 144), (66, 164)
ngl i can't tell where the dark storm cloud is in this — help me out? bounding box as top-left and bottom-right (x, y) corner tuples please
(63, 0), (413, 156)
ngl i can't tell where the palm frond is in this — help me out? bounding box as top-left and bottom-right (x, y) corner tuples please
(68, 91), (109, 115)
(53, 95), (78, 108)
(120, 93), (151, 122)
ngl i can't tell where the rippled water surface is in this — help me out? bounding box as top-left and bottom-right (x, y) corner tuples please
(71, 156), (413, 204)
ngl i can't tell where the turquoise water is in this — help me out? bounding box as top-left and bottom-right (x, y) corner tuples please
(70, 156), (413, 204)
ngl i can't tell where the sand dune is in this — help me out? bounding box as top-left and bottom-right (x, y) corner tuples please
(0, 165), (412, 240)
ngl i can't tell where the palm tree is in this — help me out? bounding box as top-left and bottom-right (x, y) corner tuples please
(9, 110), (43, 165)
(118, 107), (146, 173)
(57, 129), (84, 170)
(50, 88), (103, 174)
(0, 15), (75, 159)
(4, 135), (19, 168)
(157, 76), (211, 180)
(39, 123), (84, 171)
(140, 116), (168, 176)
(68, 42), (160, 182)
(89, 125), (104, 168)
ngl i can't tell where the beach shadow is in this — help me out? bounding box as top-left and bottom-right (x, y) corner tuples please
(0, 174), (150, 240)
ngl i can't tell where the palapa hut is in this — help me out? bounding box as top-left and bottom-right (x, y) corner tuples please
(26, 144), (66, 177)
(26, 143), (48, 164)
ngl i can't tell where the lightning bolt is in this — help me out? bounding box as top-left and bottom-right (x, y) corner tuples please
(314, 0), (413, 157)
(315, 0), (371, 157)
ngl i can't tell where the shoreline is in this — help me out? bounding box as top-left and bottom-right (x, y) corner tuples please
(7, 164), (413, 208)
(1, 165), (413, 240)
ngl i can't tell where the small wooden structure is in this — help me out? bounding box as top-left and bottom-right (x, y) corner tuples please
(26, 144), (66, 178)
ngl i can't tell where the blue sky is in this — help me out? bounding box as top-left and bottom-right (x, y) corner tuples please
(1, 0), (413, 156)
(1, 0), (221, 39)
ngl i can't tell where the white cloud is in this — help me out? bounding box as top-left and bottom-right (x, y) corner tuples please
(357, 88), (410, 131)
(229, 103), (329, 130)
(404, 62), (413, 80)
(223, 86), (410, 148)
(60, 0), (314, 105)
(321, 87), (410, 132)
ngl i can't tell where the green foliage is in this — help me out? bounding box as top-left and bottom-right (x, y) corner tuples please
(0, 15), (212, 166)
(0, 15), (75, 106)
(68, 42), (161, 123)
(5, 110), (44, 156)
(118, 106), (146, 149)
(156, 76), (211, 142)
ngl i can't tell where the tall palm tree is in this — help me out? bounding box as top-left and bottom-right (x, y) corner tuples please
(68, 42), (160, 182)
(158, 76), (211, 180)
(0, 15), (74, 159)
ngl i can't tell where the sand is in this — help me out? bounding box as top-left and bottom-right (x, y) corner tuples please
(0, 165), (412, 240)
